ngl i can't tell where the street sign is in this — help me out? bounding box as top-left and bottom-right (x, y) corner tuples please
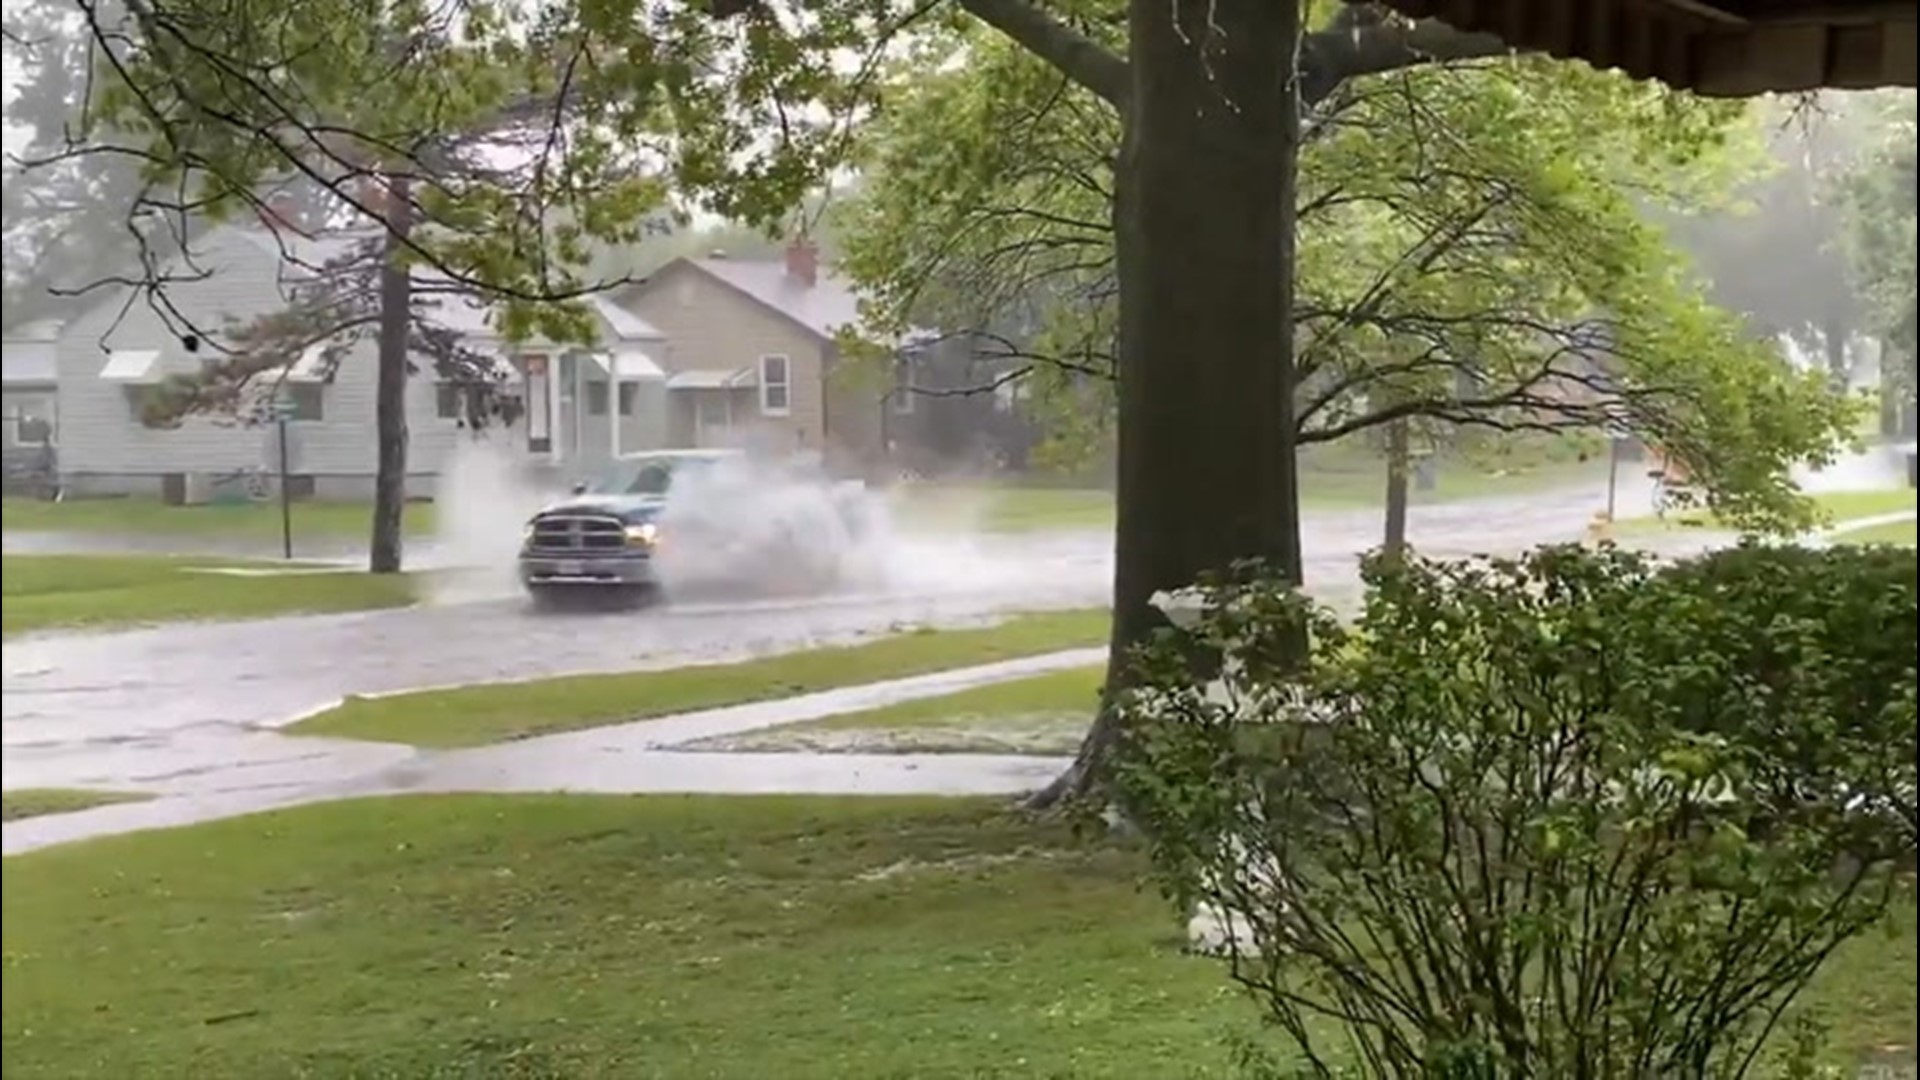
(271, 397), (294, 559)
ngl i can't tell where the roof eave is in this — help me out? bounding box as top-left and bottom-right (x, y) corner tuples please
(1367, 0), (1916, 95)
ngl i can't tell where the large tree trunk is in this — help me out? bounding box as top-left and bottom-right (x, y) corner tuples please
(368, 178), (414, 575)
(1030, 0), (1302, 808)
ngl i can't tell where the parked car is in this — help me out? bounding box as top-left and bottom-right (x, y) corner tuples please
(515, 448), (880, 605)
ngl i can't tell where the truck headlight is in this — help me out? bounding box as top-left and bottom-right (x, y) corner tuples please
(624, 522), (659, 548)
(521, 520), (537, 545)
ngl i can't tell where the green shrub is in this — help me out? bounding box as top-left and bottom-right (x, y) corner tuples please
(1113, 544), (1917, 1079)
(1622, 543), (1917, 850)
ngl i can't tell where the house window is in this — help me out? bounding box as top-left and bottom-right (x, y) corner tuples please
(10, 414), (52, 447)
(286, 383), (325, 422)
(435, 383), (463, 420)
(891, 355), (915, 415)
(759, 354), (791, 416)
(618, 382), (639, 416)
(123, 385), (163, 423)
(586, 381), (610, 417)
(4, 396), (54, 447)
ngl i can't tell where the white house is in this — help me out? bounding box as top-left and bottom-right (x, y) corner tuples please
(3, 317), (60, 450)
(53, 216), (673, 501)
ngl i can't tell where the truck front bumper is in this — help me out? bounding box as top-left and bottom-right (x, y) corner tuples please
(517, 552), (657, 588)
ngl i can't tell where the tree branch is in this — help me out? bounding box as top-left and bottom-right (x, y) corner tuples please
(1300, 5), (1512, 107)
(956, 0), (1128, 107)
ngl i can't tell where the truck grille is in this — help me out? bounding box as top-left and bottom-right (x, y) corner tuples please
(527, 515), (629, 553)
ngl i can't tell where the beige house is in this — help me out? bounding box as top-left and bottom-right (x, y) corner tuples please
(614, 240), (910, 475)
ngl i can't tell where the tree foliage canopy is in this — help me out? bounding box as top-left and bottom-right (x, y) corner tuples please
(836, 29), (1854, 529)
(2, 0), (229, 327)
(73, 0), (664, 344)
(49, 0), (930, 349)
(1831, 92), (1918, 405)
(1662, 96), (1866, 360)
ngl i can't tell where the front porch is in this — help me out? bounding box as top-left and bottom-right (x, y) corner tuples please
(506, 348), (671, 474)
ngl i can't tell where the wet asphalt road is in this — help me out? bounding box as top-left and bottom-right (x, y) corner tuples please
(4, 479), (1670, 851)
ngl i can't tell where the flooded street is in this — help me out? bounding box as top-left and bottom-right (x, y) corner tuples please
(4, 473), (1703, 852)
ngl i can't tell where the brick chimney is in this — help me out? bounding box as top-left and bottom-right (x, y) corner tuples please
(256, 190), (306, 235)
(784, 236), (818, 288)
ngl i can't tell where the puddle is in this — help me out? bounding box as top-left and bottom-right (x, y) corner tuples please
(682, 715), (1089, 758)
(181, 566), (359, 578)
(855, 847), (1078, 883)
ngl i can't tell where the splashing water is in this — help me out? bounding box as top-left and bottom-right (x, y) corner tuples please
(424, 437), (560, 604)
(1792, 442), (1913, 493)
(652, 454), (1095, 604)
(423, 441), (1110, 610)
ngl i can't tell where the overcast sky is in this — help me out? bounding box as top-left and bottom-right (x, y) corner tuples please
(2, 0), (31, 160)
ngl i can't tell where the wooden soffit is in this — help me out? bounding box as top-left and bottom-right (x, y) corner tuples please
(1371, 0), (1917, 95)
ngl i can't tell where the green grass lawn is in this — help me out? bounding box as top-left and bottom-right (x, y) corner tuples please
(1, 789), (151, 823)
(2, 795), (1910, 1080)
(1295, 440), (1608, 510)
(888, 486), (1117, 532)
(6, 454), (1598, 541)
(292, 609), (1111, 748)
(1802, 488), (1917, 525)
(696, 666), (1102, 755)
(1831, 518), (1919, 546)
(1, 554), (418, 638)
(1613, 487), (1919, 538)
(1, 496), (435, 539)
(893, 455), (1605, 534)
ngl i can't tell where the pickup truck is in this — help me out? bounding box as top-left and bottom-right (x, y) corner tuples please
(516, 449), (878, 605)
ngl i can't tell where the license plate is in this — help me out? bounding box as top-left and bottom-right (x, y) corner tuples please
(555, 560), (585, 576)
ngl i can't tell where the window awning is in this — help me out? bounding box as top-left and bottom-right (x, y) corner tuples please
(666, 367), (756, 391)
(588, 350), (665, 380)
(98, 349), (162, 383)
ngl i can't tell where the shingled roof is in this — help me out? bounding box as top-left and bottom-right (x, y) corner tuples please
(682, 256), (866, 342)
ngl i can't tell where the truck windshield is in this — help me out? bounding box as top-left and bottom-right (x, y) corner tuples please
(581, 456), (725, 496)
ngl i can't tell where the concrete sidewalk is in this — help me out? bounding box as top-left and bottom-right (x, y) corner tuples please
(3, 648), (1103, 855)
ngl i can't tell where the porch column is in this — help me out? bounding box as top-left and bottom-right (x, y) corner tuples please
(609, 364), (622, 461)
(547, 353), (562, 462)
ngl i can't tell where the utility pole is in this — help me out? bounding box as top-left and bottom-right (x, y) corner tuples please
(1383, 417), (1410, 561)
(1606, 435), (1622, 521)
